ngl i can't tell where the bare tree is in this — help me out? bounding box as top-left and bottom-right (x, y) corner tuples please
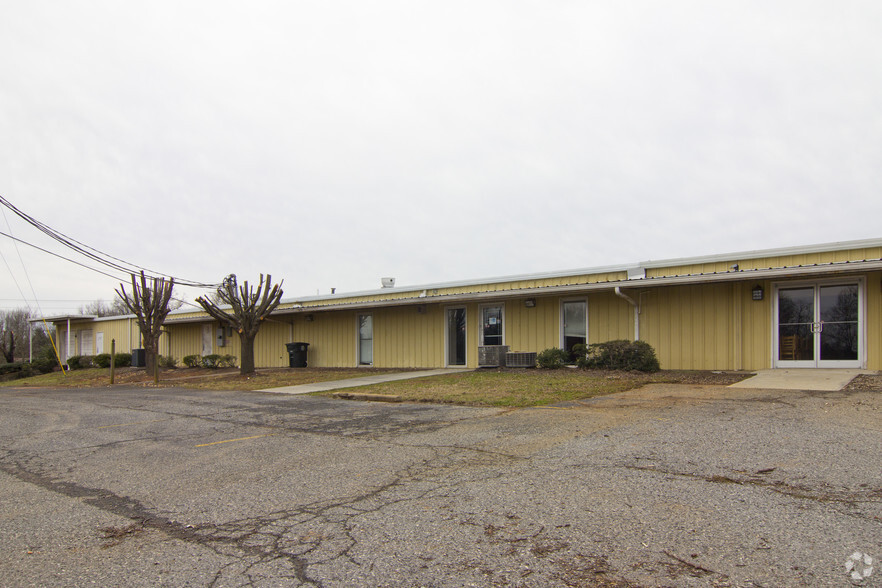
(0, 309), (30, 363)
(115, 271), (175, 373)
(79, 298), (130, 317)
(195, 274), (283, 375)
(0, 325), (14, 363)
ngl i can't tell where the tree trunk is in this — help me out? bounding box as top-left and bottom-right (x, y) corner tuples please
(2, 332), (14, 363)
(239, 333), (255, 375)
(143, 334), (158, 374)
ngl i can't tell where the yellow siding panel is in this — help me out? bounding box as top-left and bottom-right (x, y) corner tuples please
(640, 283), (733, 370)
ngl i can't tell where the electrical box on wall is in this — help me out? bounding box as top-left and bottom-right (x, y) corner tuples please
(217, 327), (227, 347)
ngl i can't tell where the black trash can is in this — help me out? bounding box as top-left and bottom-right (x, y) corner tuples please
(132, 348), (146, 368)
(285, 342), (309, 368)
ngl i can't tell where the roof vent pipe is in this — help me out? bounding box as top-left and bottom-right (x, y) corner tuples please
(381, 277), (395, 288)
(614, 287), (640, 341)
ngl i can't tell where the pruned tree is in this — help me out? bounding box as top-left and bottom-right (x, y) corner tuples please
(195, 274), (283, 375)
(115, 271), (175, 373)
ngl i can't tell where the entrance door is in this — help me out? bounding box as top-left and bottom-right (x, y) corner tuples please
(480, 305), (503, 346)
(775, 281), (862, 368)
(446, 307), (467, 366)
(358, 314), (373, 365)
(561, 300), (587, 355)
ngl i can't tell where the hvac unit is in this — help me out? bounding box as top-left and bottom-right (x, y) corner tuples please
(478, 345), (509, 367)
(505, 351), (537, 368)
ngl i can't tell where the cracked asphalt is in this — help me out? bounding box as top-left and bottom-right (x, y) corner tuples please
(0, 382), (880, 587)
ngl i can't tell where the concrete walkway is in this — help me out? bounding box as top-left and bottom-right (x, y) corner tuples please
(728, 368), (872, 391)
(258, 368), (473, 395)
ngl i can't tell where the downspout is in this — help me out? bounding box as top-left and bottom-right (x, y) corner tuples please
(66, 318), (71, 364)
(614, 287), (639, 341)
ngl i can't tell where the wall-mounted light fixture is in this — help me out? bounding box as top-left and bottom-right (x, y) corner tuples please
(752, 285), (764, 301)
(305, 314), (315, 322)
(730, 263), (739, 271)
(416, 305), (427, 314)
(524, 298), (536, 308)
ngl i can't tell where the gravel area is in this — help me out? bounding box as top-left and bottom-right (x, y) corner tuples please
(0, 382), (879, 586)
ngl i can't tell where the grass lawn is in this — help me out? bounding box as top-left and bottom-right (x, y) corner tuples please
(0, 367), (410, 391)
(1, 366), (751, 407)
(327, 368), (750, 407)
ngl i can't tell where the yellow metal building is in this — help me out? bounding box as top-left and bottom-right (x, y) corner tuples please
(44, 238), (882, 371)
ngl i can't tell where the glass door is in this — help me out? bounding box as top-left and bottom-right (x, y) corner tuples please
(358, 314), (373, 365)
(561, 300), (587, 356)
(776, 282), (861, 368)
(446, 307), (467, 366)
(480, 305), (503, 346)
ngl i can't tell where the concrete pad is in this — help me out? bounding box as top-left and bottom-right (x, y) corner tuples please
(728, 369), (869, 391)
(257, 368), (473, 395)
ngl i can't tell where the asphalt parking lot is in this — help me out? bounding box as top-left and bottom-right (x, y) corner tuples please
(0, 383), (880, 587)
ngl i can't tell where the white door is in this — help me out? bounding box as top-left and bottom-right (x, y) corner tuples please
(775, 281), (863, 368)
(95, 332), (104, 354)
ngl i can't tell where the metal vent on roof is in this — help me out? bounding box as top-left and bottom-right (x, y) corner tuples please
(381, 277), (396, 288)
(627, 267), (645, 280)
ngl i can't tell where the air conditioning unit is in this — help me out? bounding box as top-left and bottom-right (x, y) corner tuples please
(505, 352), (537, 368)
(478, 345), (509, 367)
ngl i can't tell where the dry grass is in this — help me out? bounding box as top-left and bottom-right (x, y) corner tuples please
(0, 366), (411, 391)
(2, 365), (752, 407)
(325, 368), (752, 407)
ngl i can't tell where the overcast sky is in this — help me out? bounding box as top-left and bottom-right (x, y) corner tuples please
(1, 1), (881, 315)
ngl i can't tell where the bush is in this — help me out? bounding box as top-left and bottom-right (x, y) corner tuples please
(67, 355), (93, 370)
(94, 353), (113, 368)
(183, 355), (201, 368)
(219, 354), (237, 368)
(0, 358), (56, 380)
(31, 358), (56, 374)
(0, 362), (24, 375)
(577, 339), (660, 372)
(201, 354), (222, 369)
(159, 355), (178, 369)
(536, 347), (571, 369)
(113, 353), (132, 368)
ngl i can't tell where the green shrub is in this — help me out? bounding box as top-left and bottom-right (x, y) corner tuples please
(536, 347), (571, 369)
(183, 355), (201, 368)
(113, 353), (132, 368)
(94, 353), (113, 368)
(159, 355), (178, 369)
(577, 339), (660, 372)
(219, 354), (237, 368)
(0, 359), (55, 380)
(67, 355), (93, 370)
(0, 362), (24, 375)
(201, 354), (222, 369)
(31, 358), (56, 374)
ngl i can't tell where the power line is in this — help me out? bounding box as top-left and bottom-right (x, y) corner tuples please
(0, 228), (133, 282)
(0, 195), (220, 289)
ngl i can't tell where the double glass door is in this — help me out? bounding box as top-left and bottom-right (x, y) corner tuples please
(775, 281), (862, 368)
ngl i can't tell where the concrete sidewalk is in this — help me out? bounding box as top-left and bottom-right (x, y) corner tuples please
(728, 368), (872, 391)
(258, 368), (473, 395)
